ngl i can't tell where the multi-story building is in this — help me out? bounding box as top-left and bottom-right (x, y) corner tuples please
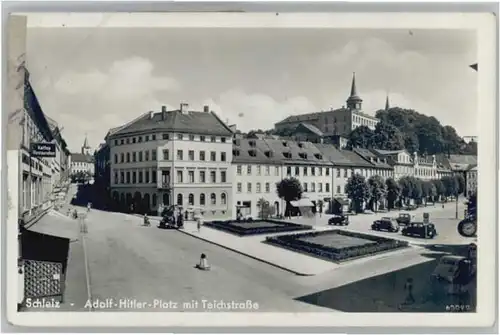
(372, 149), (415, 181)
(107, 103), (234, 218)
(274, 73), (380, 137)
(466, 165), (477, 196)
(45, 116), (71, 186)
(70, 136), (95, 178)
(93, 142), (111, 208)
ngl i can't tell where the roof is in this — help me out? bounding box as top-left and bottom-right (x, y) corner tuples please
(448, 154), (478, 166)
(110, 109), (234, 138)
(373, 149), (407, 155)
(232, 138), (280, 165)
(275, 108), (346, 126)
(314, 144), (355, 167)
(262, 138), (331, 166)
(296, 123), (324, 136)
(353, 148), (392, 169)
(338, 150), (374, 168)
(71, 153), (93, 163)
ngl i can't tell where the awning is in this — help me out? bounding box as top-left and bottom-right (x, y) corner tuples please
(26, 210), (79, 241)
(290, 198), (314, 207)
(334, 198), (350, 206)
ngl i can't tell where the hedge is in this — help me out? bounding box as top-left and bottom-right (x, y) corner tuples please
(203, 219), (312, 236)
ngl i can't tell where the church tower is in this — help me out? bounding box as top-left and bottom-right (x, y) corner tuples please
(385, 94), (390, 111)
(81, 134), (91, 155)
(346, 72), (363, 111)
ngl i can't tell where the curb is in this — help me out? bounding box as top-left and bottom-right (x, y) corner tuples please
(137, 215), (313, 276)
(23, 206), (53, 229)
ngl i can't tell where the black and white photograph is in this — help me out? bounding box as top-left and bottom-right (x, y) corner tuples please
(4, 11), (496, 329)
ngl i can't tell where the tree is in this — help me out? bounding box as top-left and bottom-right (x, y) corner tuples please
(372, 122), (405, 151)
(422, 181), (437, 205)
(276, 177), (303, 217)
(441, 175), (459, 199)
(347, 126), (375, 150)
(257, 198), (273, 219)
(345, 173), (370, 213)
(398, 176), (413, 206)
(368, 175), (386, 211)
(431, 179), (446, 202)
(385, 177), (400, 210)
(410, 177), (423, 204)
(454, 174), (466, 196)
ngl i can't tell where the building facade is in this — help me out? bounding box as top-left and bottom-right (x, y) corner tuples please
(466, 165), (477, 196)
(70, 136), (95, 178)
(107, 104), (234, 218)
(274, 73), (380, 137)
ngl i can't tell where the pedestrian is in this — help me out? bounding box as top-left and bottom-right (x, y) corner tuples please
(197, 216), (202, 233)
(87, 202), (92, 212)
(404, 278), (415, 305)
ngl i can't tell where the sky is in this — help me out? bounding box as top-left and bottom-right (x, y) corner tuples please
(25, 27), (477, 153)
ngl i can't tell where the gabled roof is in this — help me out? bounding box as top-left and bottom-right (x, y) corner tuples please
(275, 108), (346, 126)
(296, 122), (324, 136)
(232, 138), (279, 165)
(353, 148), (392, 169)
(338, 150), (375, 168)
(110, 109), (233, 138)
(314, 144), (355, 167)
(448, 154), (478, 165)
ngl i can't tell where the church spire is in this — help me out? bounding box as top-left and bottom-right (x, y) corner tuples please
(385, 94), (390, 111)
(346, 72), (363, 110)
(83, 134), (89, 148)
(82, 134), (91, 155)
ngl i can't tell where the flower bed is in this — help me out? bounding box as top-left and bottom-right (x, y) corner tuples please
(203, 219), (312, 236)
(265, 230), (409, 263)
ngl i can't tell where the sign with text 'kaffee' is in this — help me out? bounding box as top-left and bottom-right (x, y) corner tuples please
(30, 143), (56, 158)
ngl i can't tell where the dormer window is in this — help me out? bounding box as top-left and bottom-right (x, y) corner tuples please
(248, 149), (257, 157)
(233, 139), (240, 146)
(298, 142), (304, 148)
(249, 140), (256, 147)
(282, 141), (288, 147)
(232, 149), (240, 156)
(314, 153), (322, 160)
(282, 152), (292, 159)
(265, 151), (274, 158)
(299, 152), (307, 159)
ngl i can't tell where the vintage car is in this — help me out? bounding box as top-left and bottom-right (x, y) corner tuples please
(396, 213), (413, 226)
(401, 222), (437, 239)
(328, 214), (349, 226)
(457, 217), (477, 238)
(371, 217), (399, 232)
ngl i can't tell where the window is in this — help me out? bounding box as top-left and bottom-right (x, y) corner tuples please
(189, 134), (195, 141)
(337, 168), (340, 177)
(120, 171), (125, 183)
(200, 171), (206, 183)
(152, 134), (156, 140)
(326, 168), (330, 176)
(221, 171), (227, 183)
(199, 151), (205, 161)
(177, 134), (183, 140)
(132, 152), (137, 162)
(177, 194), (183, 206)
(114, 154), (118, 164)
(114, 140), (118, 146)
(265, 166), (270, 175)
(311, 183), (316, 192)
(120, 153), (124, 163)
(221, 137), (226, 143)
(126, 138), (130, 144)
(265, 183), (270, 193)
(132, 137), (136, 144)
(325, 183), (330, 192)
(275, 166), (280, 176)
(152, 171), (157, 182)
(126, 172), (131, 183)
(145, 151), (149, 161)
(318, 167), (322, 176)
(247, 183), (252, 193)
(200, 194), (206, 206)
(318, 183), (323, 192)
(177, 150), (183, 160)
(132, 171), (137, 183)
(200, 136), (206, 142)
(188, 193), (194, 205)
(145, 170), (150, 183)
(210, 193), (216, 205)
(337, 185), (341, 194)
(120, 139), (124, 145)
(145, 135), (149, 141)
(303, 167), (308, 176)
(221, 193), (227, 205)
(177, 170), (183, 183)
(162, 133), (169, 140)
(303, 183), (308, 192)
(256, 183), (261, 193)
(211, 136), (216, 142)
(210, 171), (216, 183)
(152, 150), (157, 161)
(114, 172), (118, 184)
(126, 153), (130, 162)
(237, 165), (242, 175)
(188, 150), (195, 161)
(138, 136), (142, 143)
(311, 167), (316, 176)
(257, 165), (261, 175)
(247, 165), (252, 175)
(287, 166), (291, 175)
(210, 151), (216, 161)
(138, 171), (143, 183)
(163, 149), (169, 160)
(138, 152), (143, 162)
(188, 171), (195, 183)
(221, 152), (226, 162)
(237, 183), (242, 193)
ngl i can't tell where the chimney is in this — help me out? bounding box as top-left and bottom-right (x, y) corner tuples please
(162, 105), (167, 113)
(161, 106), (167, 120)
(180, 103), (189, 114)
(203, 105), (209, 113)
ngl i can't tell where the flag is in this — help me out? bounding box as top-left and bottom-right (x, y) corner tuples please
(469, 63), (478, 71)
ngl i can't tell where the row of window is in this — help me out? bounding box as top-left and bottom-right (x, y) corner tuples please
(113, 134), (228, 146)
(113, 149), (228, 164)
(177, 192), (227, 207)
(235, 165), (392, 178)
(113, 169), (228, 184)
(236, 165), (281, 176)
(415, 168), (437, 177)
(236, 182), (332, 194)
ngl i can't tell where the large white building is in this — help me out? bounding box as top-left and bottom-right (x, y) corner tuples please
(70, 136), (95, 178)
(107, 103), (234, 218)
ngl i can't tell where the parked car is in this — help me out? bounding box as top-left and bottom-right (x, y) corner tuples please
(402, 222), (437, 239)
(457, 217), (477, 237)
(371, 217), (399, 232)
(328, 214), (349, 226)
(396, 213), (412, 226)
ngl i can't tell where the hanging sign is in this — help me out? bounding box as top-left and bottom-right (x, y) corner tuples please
(30, 143), (56, 158)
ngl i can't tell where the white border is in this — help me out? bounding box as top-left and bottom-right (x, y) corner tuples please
(5, 12), (498, 328)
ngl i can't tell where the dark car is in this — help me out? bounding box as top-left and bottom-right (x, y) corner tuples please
(328, 214), (349, 226)
(396, 213), (413, 226)
(402, 222), (437, 239)
(372, 217), (400, 232)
